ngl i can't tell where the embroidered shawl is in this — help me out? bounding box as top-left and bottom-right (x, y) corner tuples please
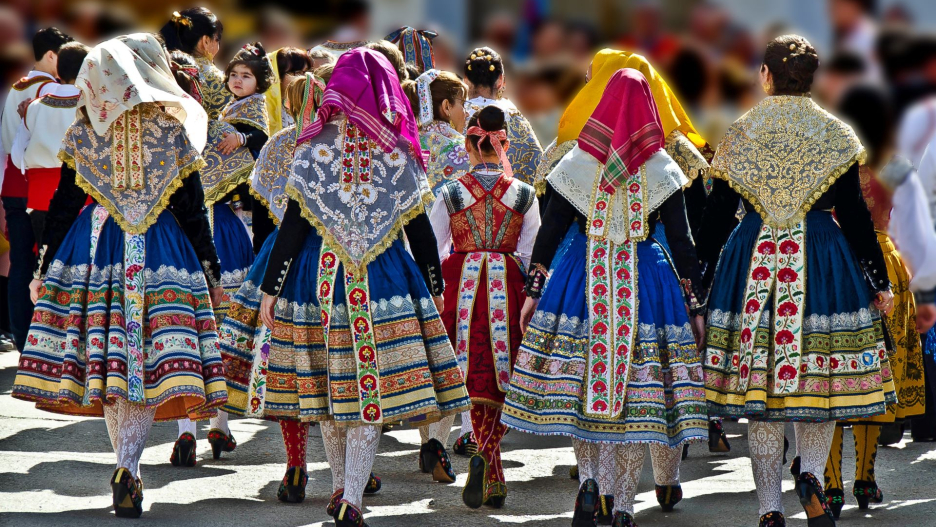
(421, 120), (470, 196)
(194, 55), (234, 120)
(664, 130), (709, 184)
(710, 96), (866, 228)
(59, 103), (204, 234)
(201, 94), (271, 205)
(251, 125), (296, 224)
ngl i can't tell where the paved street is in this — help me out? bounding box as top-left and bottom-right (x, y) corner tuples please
(2, 349), (935, 527)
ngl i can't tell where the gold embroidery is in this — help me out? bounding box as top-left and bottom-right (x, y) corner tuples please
(664, 130), (708, 184)
(194, 56), (233, 120)
(533, 139), (575, 196)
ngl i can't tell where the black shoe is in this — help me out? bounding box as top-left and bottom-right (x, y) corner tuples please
(655, 484), (682, 512)
(795, 472), (836, 527)
(708, 420), (731, 452)
(420, 438), (456, 483)
(789, 455), (800, 477)
(452, 431), (478, 457)
(169, 432), (196, 467)
(334, 500), (369, 527)
(111, 468), (143, 518)
(759, 511), (785, 527)
(484, 480), (507, 509)
(572, 478), (600, 527)
(879, 423), (903, 446)
(597, 494), (614, 525)
(570, 465), (580, 480)
(826, 488), (845, 519)
(207, 428), (236, 460)
(853, 480), (883, 510)
(326, 488), (343, 515)
(783, 436), (789, 465)
(681, 444), (689, 460)
(611, 511), (638, 527)
(0, 334), (16, 352)
(463, 455), (487, 509)
(276, 466), (308, 503)
(363, 472), (381, 494)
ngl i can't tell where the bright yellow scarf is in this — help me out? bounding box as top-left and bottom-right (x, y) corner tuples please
(264, 49), (284, 136)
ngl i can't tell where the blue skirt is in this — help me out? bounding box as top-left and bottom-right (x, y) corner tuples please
(220, 229), (470, 423)
(13, 204), (227, 421)
(212, 203), (254, 324)
(503, 229), (708, 445)
(705, 211), (896, 421)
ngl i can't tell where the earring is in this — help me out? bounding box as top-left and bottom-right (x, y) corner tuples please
(496, 83), (505, 99)
(762, 81), (772, 94)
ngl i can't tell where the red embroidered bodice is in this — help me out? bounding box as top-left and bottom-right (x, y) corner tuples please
(440, 172), (536, 254)
(859, 165), (893, 232)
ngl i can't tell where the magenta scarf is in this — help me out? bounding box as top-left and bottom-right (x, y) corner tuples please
(297, 48), (424, 170)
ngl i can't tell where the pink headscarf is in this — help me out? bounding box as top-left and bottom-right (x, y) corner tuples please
(297, 48), (424, 170)
(578, 69), (664, 191)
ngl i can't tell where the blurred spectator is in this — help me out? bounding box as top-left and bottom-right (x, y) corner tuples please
(815, 51), (867, 108)
(530, 19), (565, 60)
(478, 11), (517, 56)
(331, 0), (370, 43)
(514, 60), (582, 143)
(884, 3), (914, 26)
(256, 7), (301, 52)
(830, 0), (879, 78)
(618, 0), (680, 65)
(565, 20), (599, 62)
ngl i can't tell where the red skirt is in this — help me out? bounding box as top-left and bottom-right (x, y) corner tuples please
(440, 251), (526, 406)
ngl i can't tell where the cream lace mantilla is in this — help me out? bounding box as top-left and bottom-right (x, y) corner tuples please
(546, 145), (686, 244)
(710, 96), (866, 227)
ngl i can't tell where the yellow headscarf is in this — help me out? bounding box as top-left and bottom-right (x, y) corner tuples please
(557, 48), (705, 148)
(264, 49), (284, 136)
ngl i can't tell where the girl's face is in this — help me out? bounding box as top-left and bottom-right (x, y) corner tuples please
(442, 94), (467, 131)
(228, 64), (258, 98)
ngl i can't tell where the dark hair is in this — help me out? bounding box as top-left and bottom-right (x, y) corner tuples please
(405, 64), (420, 81)
(225, 42), (276, 94)
(838, 85), (892, 167)
(366, 40), (407, 81)
(56, 42), (89, 84)
(276, 47), (313, 77)
(668, 47), (708, 106)
(464, 47), (504, 89)
(337, 0), (370, 21)
(763, 34), (819, 95)
(32, 27), (73, 62)
(841, 0), (876, 14)
(159, 8), (223, 55)
(825, 51), (866, 75)
(466, 105), (507, 155)
(314, 63), (334, 84)
(169, 50), (199, 98)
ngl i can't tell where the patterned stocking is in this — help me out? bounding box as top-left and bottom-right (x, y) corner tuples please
(105, 404), (119, 452)
(649, 444), (681, 486)
(794, 421), (836, 480)
(573, 439), (600, 482)
(341, 424), (381, 509)
(177, 418), (197, 438)
(279, 420), (310, 469)
(749, 420), (785, 515)
(320, 420), (347, 493)
(210, 410), (230, 434)
(418, 414), (456, 446)
(470, 404), (508, 485)
(597, 443), (617, 495)
(824, 426), (845, 491)
(611, 443), (646, 514)
(854, 425), (880, 482)
(460, 410), (473, 437)
(107, 400), (157, 479)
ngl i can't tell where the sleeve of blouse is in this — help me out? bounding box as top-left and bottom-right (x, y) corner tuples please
(698, 178), (743, 290)
(36, 162), (88, 278)
(657, 190), (705, 314)
(832, 163), (891, 293)
(260, 199), (311, 296)
(684, 176), (708, 240)
(251, 195), (276, 254)
(516, 197), (541, 268)
(889, 169), (936, 294)
(404, 212), (444, 296)
(232, 122), (269, 158)
(168, 170), (222, 287)
(428, 197), (452, 261)
(525, 184), (579, 298)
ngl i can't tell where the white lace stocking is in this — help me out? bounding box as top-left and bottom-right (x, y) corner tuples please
(460, 410), (472, 437)
(794, 421), (836, 479)
(342, 425), (381, 509)
(573, 439), (600, 482)
(209, 410), (230, 434)
(612, 443), (646, 514)
(649, 444), (681, 486)
(320, 420), (347, 493)
(418, 414), (456, 446)
(597, 443), (617, 495)
(104, 400), (156, 479)
(177, 418), (197, 438)
(104, 404), (119, 452)
(749, 421), (785, 515)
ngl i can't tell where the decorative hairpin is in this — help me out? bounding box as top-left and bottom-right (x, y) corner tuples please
(172, 11), (192, 28)
(243, 43), (263, 56)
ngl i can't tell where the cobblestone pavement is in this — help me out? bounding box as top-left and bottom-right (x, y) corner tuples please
(2, 350), (935, 526)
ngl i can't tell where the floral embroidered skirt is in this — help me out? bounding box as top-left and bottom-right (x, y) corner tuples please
(212, 202), (254, 325)
(12, 205), (227, 421)
(220, 229), (470, 423)
(502, 230), (708, 446)
(704, 212), (897, 422)
(439, 251), (526, 407)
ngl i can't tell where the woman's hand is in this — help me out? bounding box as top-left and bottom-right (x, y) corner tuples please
(29, 279), (42, 304)
(218, 132), (242, 155)
(690, 314), (706, 351)
(260, 293), (276, 329)
(519, 297), (538, 333)
(209, 286), (224, 309)
(432, 295), (445, 315)
(874, 290), (895, 316)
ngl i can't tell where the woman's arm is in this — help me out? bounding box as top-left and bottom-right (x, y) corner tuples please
(833, 163), (891, 293)
(251, 194), (276, 254)
(260, 199), (311, 296)
(657, 190), (705, 314)
(516, 197), (542, 269)
(428, 197), (452, 262)
(525, 184), (579, 298)
(697, 178), (743, 290)
(404, 212), (444, 296)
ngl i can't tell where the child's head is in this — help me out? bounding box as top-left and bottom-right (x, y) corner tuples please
(365, 40), (407, 82)
(32, 27), (74, 76)
(55, 42), (89, 85)
(465, 105), (508, 164)
(225, 42), (275, 98)
(276, 47), (313, 97)
(169, 50), (201, 101)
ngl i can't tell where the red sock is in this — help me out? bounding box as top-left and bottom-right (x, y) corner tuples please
(470, 404), (507, 485)
(279, 420), (309, 469)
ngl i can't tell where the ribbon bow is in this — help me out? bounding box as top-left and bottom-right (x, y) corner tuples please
(415, 69), (441, 126)
(466, 125), (512, 179)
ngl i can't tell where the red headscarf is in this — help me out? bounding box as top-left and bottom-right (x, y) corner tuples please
(578, 69), (664, 191)
(297, 48), (424, 170)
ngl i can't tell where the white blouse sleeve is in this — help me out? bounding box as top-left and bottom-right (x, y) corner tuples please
(10, 116), (30, 173)
(429, 197), (452, 262)
(890, 169), (936, 292)
(516, 197), (541, 268)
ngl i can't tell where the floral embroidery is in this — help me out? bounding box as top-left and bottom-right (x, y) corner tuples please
(244, 328), (271, 417)
(123, 231), (146, 403)
(455, 252), (512, 391)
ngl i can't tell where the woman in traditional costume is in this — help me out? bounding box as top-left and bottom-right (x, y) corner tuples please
(427, 105), (540, 507)
(252, 48), (469, 526)
(264, 47), (313, 137)
(12, 33), (225, 518)
(819, 85), (925, 518)
(503, 69), (708, 527)
(700, 35), (896, 527)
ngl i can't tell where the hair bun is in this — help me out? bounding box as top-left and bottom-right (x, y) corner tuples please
(477, 105), (506, 132)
